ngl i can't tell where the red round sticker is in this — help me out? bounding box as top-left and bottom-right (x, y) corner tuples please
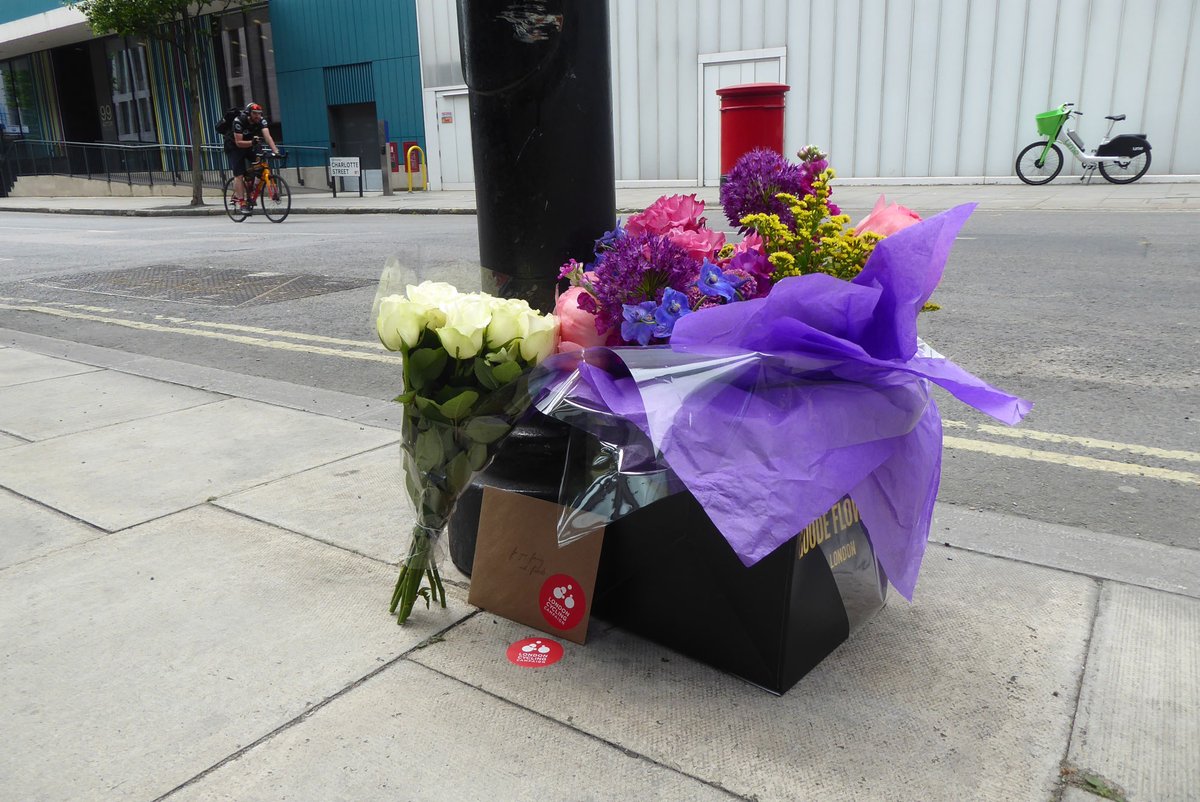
(538, 573), (586, 631)
(506, 637), (564, 668)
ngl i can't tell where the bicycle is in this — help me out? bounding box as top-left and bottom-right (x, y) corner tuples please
(1015, 103), (1151, 185)
(223, 147), (292, 222)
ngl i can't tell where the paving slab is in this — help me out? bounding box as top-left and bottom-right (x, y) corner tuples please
(167, 659), (736, 801)
(412, 547), (1096, 802)
(0, 369), (222, 440)
(215, 445), (408, 564)
(213, 445), (471, 588)
(934, 504), (1200, 599)
(0, 505), (472, 802)
(0, 348), (99, 387)
(1068, 582), (1200, 802)
(0, 486), (104, 568)
(0, 432), (24, 449)
(0, 398), (397, 531)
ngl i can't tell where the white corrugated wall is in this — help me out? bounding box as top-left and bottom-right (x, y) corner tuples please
(418, 0), (1199, 187)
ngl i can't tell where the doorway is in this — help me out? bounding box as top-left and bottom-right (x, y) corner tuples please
(434, 89), (474, 189)
(329, 101), (381, 191)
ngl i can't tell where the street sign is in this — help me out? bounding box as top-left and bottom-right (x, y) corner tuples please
(329, 157), (360, 177)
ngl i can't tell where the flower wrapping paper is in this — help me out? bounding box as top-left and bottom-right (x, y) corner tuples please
(536, 204), (1031, 600)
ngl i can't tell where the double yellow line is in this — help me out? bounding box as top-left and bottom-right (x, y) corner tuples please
(3, 297), (1197, 487)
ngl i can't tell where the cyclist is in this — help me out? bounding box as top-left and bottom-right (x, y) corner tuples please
(225, 102), (280, 209)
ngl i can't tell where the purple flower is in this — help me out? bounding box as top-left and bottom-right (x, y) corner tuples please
(697, 260), (746, 302)
(621, 301), (659, 346)
(720, 148), (807, 230)
(653, 287), (691, 339)
(588, 232), (701, 337)
(727, 248), (773, 297)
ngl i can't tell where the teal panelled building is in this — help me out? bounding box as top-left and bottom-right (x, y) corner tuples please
(0, 0), (426, 177)
(270, 0), (423, 171)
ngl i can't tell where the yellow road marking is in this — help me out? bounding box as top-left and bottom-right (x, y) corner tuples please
(943, 436), (1200, 486)
(0, 303), (398, 364)
(943, 419), (1200, 464)
(153, 316), (378, 348)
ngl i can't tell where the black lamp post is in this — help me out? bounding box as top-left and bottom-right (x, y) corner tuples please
(456, 0), (616, 314)
(447, 0), (616, 575)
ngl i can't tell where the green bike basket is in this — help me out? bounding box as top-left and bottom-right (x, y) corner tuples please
(1035, 106), (1068, 137)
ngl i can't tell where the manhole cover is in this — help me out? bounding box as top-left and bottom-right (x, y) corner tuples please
(31, 265), (375, 308)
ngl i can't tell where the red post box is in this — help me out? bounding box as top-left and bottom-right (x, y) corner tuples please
(716, 82), (789, 178)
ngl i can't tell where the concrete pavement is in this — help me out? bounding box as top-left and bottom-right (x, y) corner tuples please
(2, 323), (1198, 801)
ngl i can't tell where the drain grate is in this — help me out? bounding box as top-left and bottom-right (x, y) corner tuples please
(31, 265), (375, 308)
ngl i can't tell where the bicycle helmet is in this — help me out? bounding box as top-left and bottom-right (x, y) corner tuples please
(245, 102), (263, 115)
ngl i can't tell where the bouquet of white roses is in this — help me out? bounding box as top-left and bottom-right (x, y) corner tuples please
(376, 280), (559, 623)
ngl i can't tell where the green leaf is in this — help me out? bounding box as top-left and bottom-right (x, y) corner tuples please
(444, 450), (474, 496)
(492, 360), (523, 385)
(468, 441), (489, 471)
(413, 428), (444, 473)
(437, 389), (479, 422)
(407, 348), (448, 392)
(463, 416), (512, 444)
(473, 359), (500, 391)
(413, 396), (450, 424)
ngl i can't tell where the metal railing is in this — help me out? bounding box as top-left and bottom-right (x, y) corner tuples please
(0, 138), (332, 193)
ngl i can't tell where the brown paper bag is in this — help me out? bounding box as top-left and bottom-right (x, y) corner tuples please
(467, 487), (604, 644)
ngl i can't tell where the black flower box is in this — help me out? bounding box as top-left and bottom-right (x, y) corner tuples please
(448, 416), (887, 695)
(591, 489), (887, 695)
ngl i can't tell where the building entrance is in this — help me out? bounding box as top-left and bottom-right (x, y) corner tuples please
(329, 101), (381, 191)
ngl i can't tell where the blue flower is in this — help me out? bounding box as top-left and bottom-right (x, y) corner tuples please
(620, 301), (659, 346)
(696, 260), (746, 302)
(653, 287), (691, 339)
(595, 220), (625, 253)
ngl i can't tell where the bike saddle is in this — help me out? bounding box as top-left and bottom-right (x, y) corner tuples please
(1105, 114), (1126, 121)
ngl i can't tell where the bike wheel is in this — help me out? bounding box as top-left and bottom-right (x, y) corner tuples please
(1015, 142), (1063, 185)
(222, 177), (248, 222)
(261, 175), (292, 223)
(1098, 150), (1151, 184)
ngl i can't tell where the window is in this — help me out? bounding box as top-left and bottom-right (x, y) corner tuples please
(229, 28), (244, 78)
(107, 40), (155, 142)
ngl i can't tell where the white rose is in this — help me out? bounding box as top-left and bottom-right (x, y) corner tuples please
(435, 296), (492, 359)
(406, 281), (460, 309)
(376, 295), (428, 351)
(486, 299), (528, 349)
(519, 311), (559, 364)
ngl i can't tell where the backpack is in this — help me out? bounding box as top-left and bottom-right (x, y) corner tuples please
(214, 107), (240, 136)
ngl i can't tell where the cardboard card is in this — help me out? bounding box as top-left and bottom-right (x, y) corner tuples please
(467, 487), (605, 645)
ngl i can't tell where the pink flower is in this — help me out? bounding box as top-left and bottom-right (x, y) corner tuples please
(625, 194), (707, 236)
(732, 232), (764, 255)
(666, 227), (726, 262)
(554, 286), (610, 352)
(853, 195), (922, 237)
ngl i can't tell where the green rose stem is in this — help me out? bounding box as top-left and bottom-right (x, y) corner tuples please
(387, 343), (450, 625)
(389, 524), (446, 623)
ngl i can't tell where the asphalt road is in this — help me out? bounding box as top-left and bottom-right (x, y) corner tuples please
(1, 209), (1196, 552)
